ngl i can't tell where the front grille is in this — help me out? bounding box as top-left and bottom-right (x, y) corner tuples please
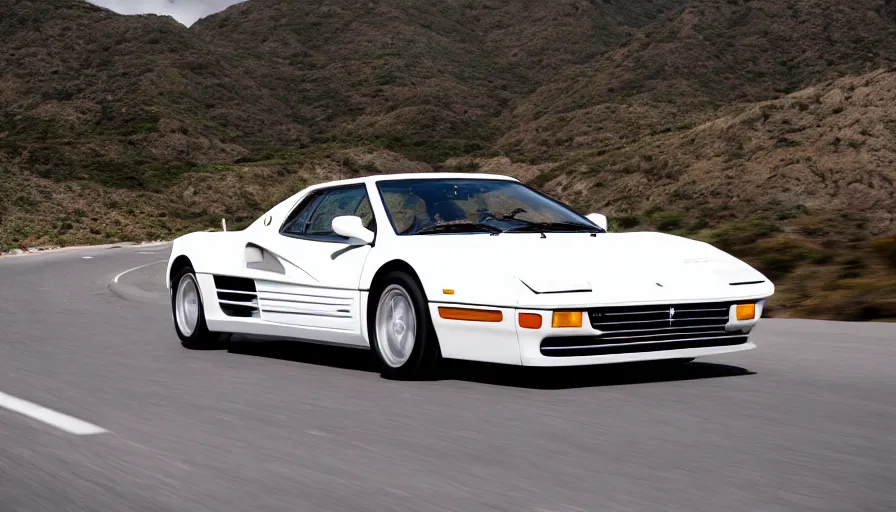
(541, 301), (748, 357)
(590, 301), (732, 333)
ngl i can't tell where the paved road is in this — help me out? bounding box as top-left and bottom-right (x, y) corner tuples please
(0, 244), (893, 512)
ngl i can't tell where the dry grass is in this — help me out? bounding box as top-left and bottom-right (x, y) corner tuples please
(0, 148), (423, 251)
(526, 70), (896, 320)
(500, 0), (896, 158)
(1, 0), (896, 320)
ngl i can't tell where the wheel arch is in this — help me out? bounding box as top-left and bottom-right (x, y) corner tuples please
(362, 259), (430, 347)
(367, 259), (426, 297)
(168, 254), (193, 289)
(364, 258), (443, 376)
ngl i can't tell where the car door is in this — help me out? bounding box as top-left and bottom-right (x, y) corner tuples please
(246, 184), (375, 344)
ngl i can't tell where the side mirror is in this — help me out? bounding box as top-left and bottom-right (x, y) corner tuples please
(332, 216), (375, 245)
(586, 213), (608, 231)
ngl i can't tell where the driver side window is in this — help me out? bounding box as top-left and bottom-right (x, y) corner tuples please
(280, 185), (375, 241)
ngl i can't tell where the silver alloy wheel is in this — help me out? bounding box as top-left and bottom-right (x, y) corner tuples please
(375, 284), (417, 368)
(175, 273), (201, 337)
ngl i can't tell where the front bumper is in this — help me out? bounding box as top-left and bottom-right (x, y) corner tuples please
(428, 300), (764, 367)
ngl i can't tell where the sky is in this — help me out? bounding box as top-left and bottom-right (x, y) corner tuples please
(87, 0), (245, 27)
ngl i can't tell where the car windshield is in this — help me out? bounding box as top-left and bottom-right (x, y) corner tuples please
(376, 178), (603, 236)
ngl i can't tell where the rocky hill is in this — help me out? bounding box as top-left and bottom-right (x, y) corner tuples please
(525, 69), (896, 319)
(1, 0), (895, 319)
(499, 0), (896, 158)
(190, 0), (689, 160)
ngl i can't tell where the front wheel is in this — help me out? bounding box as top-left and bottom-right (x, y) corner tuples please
(171, 266), (225, 349)
(369, 271), (441, 380)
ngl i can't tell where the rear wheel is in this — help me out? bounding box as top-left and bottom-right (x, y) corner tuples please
(171, 266), (224, 349)
(369, 271), (441, 380)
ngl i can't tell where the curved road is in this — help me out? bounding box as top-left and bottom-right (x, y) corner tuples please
(0, 244), (893, 511)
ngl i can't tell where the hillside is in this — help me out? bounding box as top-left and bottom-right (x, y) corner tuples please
(1, 0), (895, 320)
(500, 0), (896, 159)
(0, 0), (302, 189)
(191, 0), (689, 161)
(524, 69), (896, 320)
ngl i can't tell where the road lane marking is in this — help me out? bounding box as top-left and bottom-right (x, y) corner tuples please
(113, 260), (166, 284)
(0, 391), (108, 435)
(81, 256), (94, 259)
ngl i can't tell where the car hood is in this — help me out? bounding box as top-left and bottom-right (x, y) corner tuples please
(400, 231), (773, 308)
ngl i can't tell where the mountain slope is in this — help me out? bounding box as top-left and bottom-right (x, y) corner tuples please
(500, 0), (896, 158)
(528, 69), (896, 319)
(2, 0), (896, 320)
(192, 0), (688, 161)
(0, 0), (306, 189)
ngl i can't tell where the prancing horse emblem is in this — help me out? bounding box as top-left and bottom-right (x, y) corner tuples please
(669, 307), (675, 326)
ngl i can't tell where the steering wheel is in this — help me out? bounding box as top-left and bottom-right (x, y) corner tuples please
(501, 207), (527, 220)
(476, 208), (498, 223)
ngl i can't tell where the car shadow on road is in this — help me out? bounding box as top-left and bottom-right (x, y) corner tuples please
(226, 337), (755, 390)
(228, 337), (380, 374)
(440, 359), (755, 390)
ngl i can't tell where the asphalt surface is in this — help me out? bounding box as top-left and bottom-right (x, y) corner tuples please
(0, 243), (893, 512)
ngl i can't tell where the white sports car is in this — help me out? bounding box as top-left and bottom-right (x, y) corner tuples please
(166, 172), (774, 379)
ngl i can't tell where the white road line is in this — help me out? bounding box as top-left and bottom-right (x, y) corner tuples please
(81, 256), (94, 259)
(0, 391), (108, 435)
(113, 260), (166, 284)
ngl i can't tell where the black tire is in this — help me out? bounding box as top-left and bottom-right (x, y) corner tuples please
(368, 271), (442, 380)
(171, 266), (224, 350)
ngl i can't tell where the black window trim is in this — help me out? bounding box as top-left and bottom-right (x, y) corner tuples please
(278, 184), (377, 244)
(279, 190), (325, 236)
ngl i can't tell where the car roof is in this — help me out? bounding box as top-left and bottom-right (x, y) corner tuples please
(305, 172), (519, 191)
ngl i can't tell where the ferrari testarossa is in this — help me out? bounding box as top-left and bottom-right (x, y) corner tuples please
(166, 173), (774, 378)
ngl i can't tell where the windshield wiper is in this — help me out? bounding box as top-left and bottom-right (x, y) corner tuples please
(414, 222), (503, 235)
(504, 221), (603, 234)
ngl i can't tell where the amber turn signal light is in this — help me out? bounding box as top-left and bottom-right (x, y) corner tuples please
(438, 307), (503, 322)
(735, 303), (756, 321)
(551, 311), (583, 328)
(518, 313), (543, 329)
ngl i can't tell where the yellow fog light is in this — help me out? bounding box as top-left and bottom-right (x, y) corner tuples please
(551, 311), (583, 328)
(735, 303), (756, 321)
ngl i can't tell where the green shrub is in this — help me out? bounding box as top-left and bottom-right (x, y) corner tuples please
(867, 237), (896, 269)
(810, 251), (834, 265)
(615, 216), (641, 230)
(775, 204), (809, 220)
(441, 161), (481, 173)
(650, 210), (685, 231)
(708, 217), (781, 253)
(753, 240), (812, 279)
(528, 169), (563, 189)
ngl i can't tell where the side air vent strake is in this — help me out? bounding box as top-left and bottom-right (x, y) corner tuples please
(213, 275), (259, 318)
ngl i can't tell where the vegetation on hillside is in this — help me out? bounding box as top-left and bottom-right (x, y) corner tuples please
(1, 0), (895, 320)
(530, 70), (896, 320)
